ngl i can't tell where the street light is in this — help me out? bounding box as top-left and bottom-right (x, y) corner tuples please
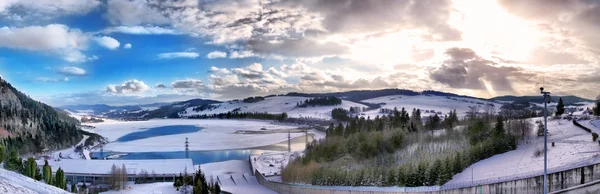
(540, 87), (552, 194)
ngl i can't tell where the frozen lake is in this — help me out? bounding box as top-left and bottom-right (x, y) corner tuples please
(86, 119), (323, 165)
(92, 134), (314, 164)
(116, 125), (202, 142)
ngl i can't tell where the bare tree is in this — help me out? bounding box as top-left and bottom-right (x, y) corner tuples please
(121, 164), (128, 189)
(467, 106), (480, 121)
(483, 104), (496, 122)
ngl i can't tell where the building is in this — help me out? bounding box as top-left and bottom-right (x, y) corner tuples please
(37, 159), (195, 185)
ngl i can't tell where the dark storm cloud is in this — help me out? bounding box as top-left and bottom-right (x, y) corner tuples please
(429, 48), (532, 91)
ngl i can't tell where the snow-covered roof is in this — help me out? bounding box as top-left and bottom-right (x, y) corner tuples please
(37, 159), (195, 176)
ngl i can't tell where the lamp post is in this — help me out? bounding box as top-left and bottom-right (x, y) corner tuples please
(541, 87), (551, 194)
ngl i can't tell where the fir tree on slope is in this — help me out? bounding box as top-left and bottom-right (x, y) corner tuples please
(556, 97), (565, 116)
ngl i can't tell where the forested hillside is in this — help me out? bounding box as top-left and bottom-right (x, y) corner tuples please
(0, 77), (81, 154)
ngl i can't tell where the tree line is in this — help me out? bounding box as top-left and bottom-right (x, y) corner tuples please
(284, 105), (520, 187)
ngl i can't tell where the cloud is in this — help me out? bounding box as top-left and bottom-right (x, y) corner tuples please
(105, 0), (169, 25)
(124, 43), (132, 49)
(101, 0), (459, 59)
(206, 51), (227, 59)
(229, 50), (254, 58)
(429, 48), (531, 91)
(0, 0), (101, 20)
(0, 24), (93, 63)
(94, 36), (120, 50)
(155, 83), (167, 88)
(157, 52), (199, 59)
(56, 66), (86, 76)
(171, 79), (205, 89)
(36, 77), (69, 82)
(106, 80), (150, 94)
(102, 26), (181, 35)
(209, 66), (231, 74)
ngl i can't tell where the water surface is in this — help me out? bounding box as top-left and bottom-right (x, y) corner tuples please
(116, 125), (202, 142)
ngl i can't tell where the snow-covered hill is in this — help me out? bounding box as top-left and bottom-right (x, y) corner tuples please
(180, 96), (367, 119)
(360, 94), (502, 118)
(0, 168), (69, 194)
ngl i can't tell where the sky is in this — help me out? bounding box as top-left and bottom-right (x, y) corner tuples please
(0, 0), (598, 106)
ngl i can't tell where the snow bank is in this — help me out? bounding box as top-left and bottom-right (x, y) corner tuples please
(447, 118), (600, 185)
(0, 168), (69, 194)
(89, 119), (303, 152)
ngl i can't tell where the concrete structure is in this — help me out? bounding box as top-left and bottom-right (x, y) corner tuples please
(255, 162), (600, 194)
(37, 159), (194, 185)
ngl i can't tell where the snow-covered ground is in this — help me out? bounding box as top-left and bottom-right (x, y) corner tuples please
(181, 96), (367, 119)
(47, 135), (90, 160)
(101, 182), (177, 194)
(199, 160), (277, 194)
(361, 95), (502, 118)
(0, 168), (69, 194)
(447, 118), (600, 185)
(88, 119), (304, 152)
(251, 152), (301, 178)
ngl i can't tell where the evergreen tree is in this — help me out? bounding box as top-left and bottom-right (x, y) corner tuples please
(428, 159), (441, 185)
(492, 116), (505, 137)
(0, 145), (4, 164)
(25, 157), (37, 178)
(43, 160), (53, 184)
(55, 167), (66, 190)
(556, 97), (565, 116)
(452, 152), (463, 174)
(71, 183), (77, 193)
(5, 150), (22, 172)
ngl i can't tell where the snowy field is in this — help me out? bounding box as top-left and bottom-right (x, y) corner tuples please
(447, 118), (600, 185)
(181, 96), (367, 119)
(88, 119), (304, 152)
(199, 160), (277, 194)
(0, 168), (69, 194)
(361, 95), (502, 118)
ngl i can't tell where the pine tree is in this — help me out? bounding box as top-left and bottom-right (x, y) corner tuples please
(25, 157), (37, 178)
(0, 145), (4, 164)
(71, 183), (77, 193)
(43, 160), (52, 185)
(556, 97), (565, 116)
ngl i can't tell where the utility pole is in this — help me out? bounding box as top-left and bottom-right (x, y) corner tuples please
(541, 87), (551, 194)
(288, 129), (291, 152)
(185, 137), (189, 159)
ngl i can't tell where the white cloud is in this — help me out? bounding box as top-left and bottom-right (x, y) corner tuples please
(94, 36), (120, 50)
(229, 50), (254, 58)
(209, 66), (231, 74)
(124, 43), (132, 49)
(102, 26), (181, 35)
(105, 0), (169, 25)
(157, 52), (199, 59)
(0, 24), (94, 63)
(106, 80), (150, 94)
(36, 77), (69, 82)
(206, 51), (227, 59)
(0, 0), (101, 20)
(56, 66), (86, 76)
(171, 79), (205, 89)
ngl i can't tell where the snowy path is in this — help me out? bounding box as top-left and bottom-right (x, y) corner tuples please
(447, 118), (600, 185)
(48, 135), (89, 159)
(101, 182), (178, 194)
(0, 168), (69, 194)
